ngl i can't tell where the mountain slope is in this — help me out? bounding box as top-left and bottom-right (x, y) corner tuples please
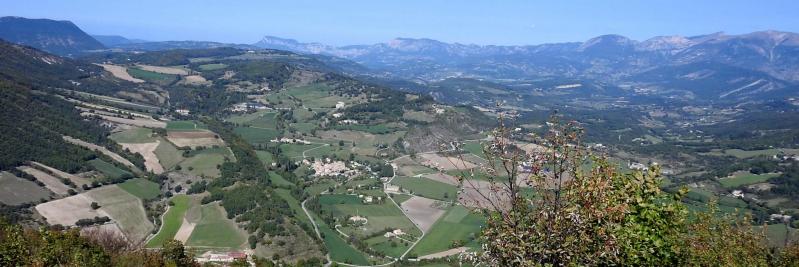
(0, 40), (130, 95)
(0, 16), (105, 56)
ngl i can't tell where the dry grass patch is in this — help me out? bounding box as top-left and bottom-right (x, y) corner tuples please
(30, 161), (91, 188)
(136, 64), (189, 75)
(95, 64), (144, 83)
(166, 131), (224, 148)
(35, 194), (109, 226)
(18, 166), (70, 196)
(419, 153), (477, 171)
(120, 141), (164, 174)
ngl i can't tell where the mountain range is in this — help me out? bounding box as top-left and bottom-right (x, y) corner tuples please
(0, 16), (796, 102)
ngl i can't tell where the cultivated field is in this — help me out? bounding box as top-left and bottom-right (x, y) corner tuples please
(719, 171), (781, 188)
(110, 127), (155, 143)
(166, 131), (224, 148)
(118, 178), (161, 200)
(0, 172), (50, 205)
(410, 205), (484, 256)
(86, 185), (154, 242)
(458, 179), (513, 210)
(30, 161), (91, 188)
(419, 153), (478, 171)
(86, 113), (167, 128)
(186, 203), (246, 248)
(320, 194), (419, 237)
(35, 193), (109, 226)
(120, 141), (164, 174)
(421, 172), (460, 185)
(166, 120), (207, 131)
(89, 159), (132, 180)
(63, 136), (141, 173)
(95, 64), (144, 83)
(154, 138), (185, 170)
(147, 195), (191, 247)
(18, 166), (70, 196)
(399, 196), (447, 233)
(136, 64), (189, 75)
(392, 176), (458, 201)
(178, 148), (232, 178)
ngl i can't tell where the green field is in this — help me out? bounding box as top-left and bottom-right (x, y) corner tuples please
(179, 148), (231, 178)
(198, 63), (227, 71)
(147, 195), (191, 247)
(311, 212), (370, 265)
(274, 189), (309, 224)
(154, 138), (184, 170)
(0, 172), (50, 205)
(127, 67), (177, 84)
(279, 143), (318, 158)
(86, 186), (154, 242)
(391, 176), (458, 201)
(268, 172), (294, 187)
(186, 203), (246, 248)
(462, 141), (486, 158)
(755, 223), (799, 247)
(723, 148), (799, 159)
(227, 111), (278, 129)
(719, 172), (781, 188)
(255, 150), (274, 167)
(109, 127), (154, 143)
(118, 178), (160, 200)
(319, 194), (419, 236)
(234, 127), (281, 144)
(366, 235), (411, 258)
(88, 159), (132, 180)
(411, 205), (485, 256)
(166, 120), (207, 131)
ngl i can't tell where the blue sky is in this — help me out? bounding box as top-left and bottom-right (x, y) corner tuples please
(3, 0), (798, 45)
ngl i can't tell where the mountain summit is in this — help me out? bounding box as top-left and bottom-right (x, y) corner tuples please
(0, 16), (105, 56)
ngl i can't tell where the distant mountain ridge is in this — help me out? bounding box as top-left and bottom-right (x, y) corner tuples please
(91, 35), (148, 47)
(0, 16), (105, 56)
(253, 31), (799, 82)
(253, 31), (799, 102)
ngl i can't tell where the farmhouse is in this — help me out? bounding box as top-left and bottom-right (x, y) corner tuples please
(383, 229), (405, 238)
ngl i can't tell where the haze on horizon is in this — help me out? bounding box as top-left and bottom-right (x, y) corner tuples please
(3, 0), (799, 46)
